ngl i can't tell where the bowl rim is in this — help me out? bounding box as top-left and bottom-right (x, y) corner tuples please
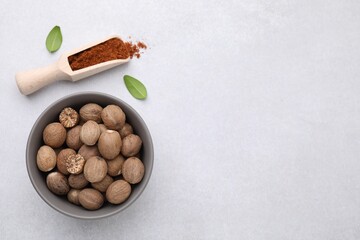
(26, 91), (154, 219)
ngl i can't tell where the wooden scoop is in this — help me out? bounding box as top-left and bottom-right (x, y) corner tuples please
(16, 36), (130, 95)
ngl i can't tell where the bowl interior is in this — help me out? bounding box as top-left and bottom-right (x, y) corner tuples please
(27, 92), (153, 219)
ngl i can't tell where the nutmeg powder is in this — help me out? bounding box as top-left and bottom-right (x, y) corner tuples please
(68, 38), (147, 71)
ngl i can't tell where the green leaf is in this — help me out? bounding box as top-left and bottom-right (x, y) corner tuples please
(124, 75), (147, 100)
(46, 26), (62, 53)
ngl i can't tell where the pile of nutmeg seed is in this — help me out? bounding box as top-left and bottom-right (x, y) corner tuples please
(36, 103), (145, 210)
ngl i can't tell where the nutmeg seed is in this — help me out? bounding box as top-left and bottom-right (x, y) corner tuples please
(107, 155), (125, 177)
(68, 173), (89, 189)
(121, 134), (142, 157)
(78, 188), (104, 210)
(67, 189), (81, 205)
(101, 105), (126, 130)
(36, 145), (56, 172)
(118, 123), (133, 138)
(59, 107), (79, 128)
(80, 120), (100, 146)
(46, 172), (70, 195)
(122, 157), (145, 184)
(83, 156), (107, 183)
(91, 175), (114, 192)
(79, 103), (103, 123)
(43, 122), (66, 148)
(106, 180), (131, 204)
(98, 130), (122, 160)
(57, 148), (76, 175)
(66, 154), (85, 174)
(66, 125), (83, 150)
(78, 145), (100, 161)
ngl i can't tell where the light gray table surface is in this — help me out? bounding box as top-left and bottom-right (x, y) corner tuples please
(1, 0), (360, 239)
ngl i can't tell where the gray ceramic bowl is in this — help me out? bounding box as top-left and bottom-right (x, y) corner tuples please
(26, 92), (153, 219)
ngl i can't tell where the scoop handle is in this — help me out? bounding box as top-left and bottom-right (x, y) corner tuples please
(15, 63), (69, 95)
